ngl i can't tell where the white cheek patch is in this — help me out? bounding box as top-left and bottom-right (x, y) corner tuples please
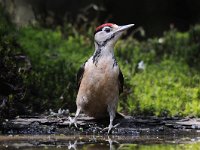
(95, 31), (109, 42)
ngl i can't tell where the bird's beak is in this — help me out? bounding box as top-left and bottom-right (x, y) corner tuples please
(114, 24), (135, 34)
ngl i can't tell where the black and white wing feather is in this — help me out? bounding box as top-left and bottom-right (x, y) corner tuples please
(118, 69), (124, 94)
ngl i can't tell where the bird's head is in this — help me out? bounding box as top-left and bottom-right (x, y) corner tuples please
(94, 23), (134, 48)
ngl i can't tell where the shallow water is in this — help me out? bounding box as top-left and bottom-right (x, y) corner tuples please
(1, 134), (200, 150)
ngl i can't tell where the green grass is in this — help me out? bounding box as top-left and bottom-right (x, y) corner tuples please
(18, 26), (93, 112)
(17, 25), (200, 116)
(124, 60), (200, 116)
(1, 5), (200, 117)
(116, 26), (200, 117)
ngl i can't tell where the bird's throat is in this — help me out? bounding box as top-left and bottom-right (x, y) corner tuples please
(93, 33), (116, 66)
(92, 45), (115, 67)
(95, 33), (115, 47)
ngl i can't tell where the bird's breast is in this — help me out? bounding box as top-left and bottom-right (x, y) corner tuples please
(76, 56), (119, 118)
(87, 56), (119, 84)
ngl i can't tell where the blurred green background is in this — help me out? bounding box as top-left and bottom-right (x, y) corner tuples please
(0, 0), (200, 121)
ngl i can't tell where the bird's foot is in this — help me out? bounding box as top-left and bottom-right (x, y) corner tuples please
(68, 116), (78, 128)
(103, 123), (120, 134)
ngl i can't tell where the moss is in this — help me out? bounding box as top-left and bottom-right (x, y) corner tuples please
(1, 3), (200, 116)
(117, 25), (200, 117)
(17, 24), (200, 116)
(17, 26), (93, 112)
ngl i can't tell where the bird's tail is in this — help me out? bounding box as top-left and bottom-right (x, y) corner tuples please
(115, 112), (125, 119)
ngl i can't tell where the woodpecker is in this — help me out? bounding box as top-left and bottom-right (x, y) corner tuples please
(69, 23), (134, 133)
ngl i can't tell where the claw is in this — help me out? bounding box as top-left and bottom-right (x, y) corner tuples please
(103, 123), (120, 134)
(68, 116), (78, 128)
(68, 108), (81, 128)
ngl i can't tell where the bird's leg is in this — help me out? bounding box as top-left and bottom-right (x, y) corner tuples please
(103, 102), (120, 134)
(108, 112), (115, 134)
(108, 109), (120, 134)
(68, 107), (81, 128)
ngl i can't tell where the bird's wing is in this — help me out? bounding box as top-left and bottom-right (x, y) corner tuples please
(118, 69), (124, 94)
(76, 61), (87, 91)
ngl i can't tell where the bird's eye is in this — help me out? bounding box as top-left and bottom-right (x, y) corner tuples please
(104, 28), (111, 33)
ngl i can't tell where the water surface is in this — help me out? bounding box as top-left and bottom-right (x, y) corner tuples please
(1, 134), (200, 150)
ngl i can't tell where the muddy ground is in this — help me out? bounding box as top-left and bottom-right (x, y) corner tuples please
(1, 114), (200, 136)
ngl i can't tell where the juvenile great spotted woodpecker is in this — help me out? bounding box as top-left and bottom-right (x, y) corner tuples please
(69, 23), (134, 133)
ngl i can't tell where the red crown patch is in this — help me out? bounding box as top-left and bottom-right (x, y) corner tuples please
(95, 23), (114, 31)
